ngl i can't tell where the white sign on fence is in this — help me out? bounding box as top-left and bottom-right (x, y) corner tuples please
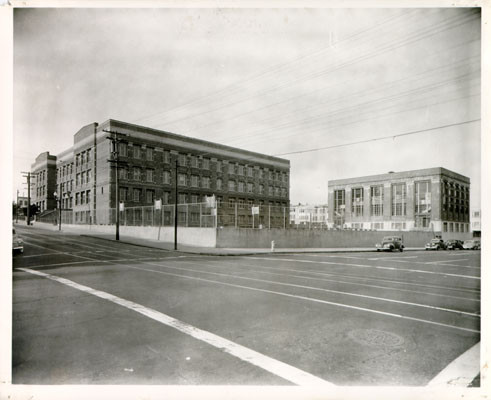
(119, 202), (125, 212)
(252, 206), (260, 215)
(206, 195), (216, 208)
(155, 199), (162, 210)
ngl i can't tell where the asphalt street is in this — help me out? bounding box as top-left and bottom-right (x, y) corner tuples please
(12, 225), (481, 386)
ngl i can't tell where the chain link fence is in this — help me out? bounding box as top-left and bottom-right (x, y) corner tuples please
(34, 203), (331, 230)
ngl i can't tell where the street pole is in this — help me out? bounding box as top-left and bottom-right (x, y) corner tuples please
(174, 159), (178, 250)
(104, 130), (128, 241)
(59, 198), (62, 231)
(27, 172), (31, 226)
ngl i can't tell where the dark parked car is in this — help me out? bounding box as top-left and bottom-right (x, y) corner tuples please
(425, 238), (447, 250)
(463, 239), (481, 250)
(376, 236), (404, 252)
(445, 239), (464, 250)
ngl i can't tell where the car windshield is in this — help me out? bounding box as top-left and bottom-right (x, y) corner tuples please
(430, 239), (440, 243)
(464, 240), (474, 244)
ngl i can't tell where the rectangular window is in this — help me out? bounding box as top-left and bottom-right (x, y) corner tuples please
(81, 191), (86, 204)
(133, 145), (141, 159)
(238, 165), (244, 176)
(163, 150), (170, 163)
(202, 158), (210, 170)
(229, 163), (235, 174)
(228, 180), (236, 192)
(191, 175), (199, 187)
(415, 181), (431, 214)
(146, 169), (154, 183)
(274, 187), (280, 197)
(258, 169), (263, 179)
(216, 161), (222, 173)
(133, 188), (142, 202)
(80, 152), (85, 165)
(247, 183), (253, 193)
(190, 156), (198, 168)
(86, 190), (91, 204)
(178, 173), (187, 186)
(178, 193), (187, 204)
(202, 176), (210, 189)
(351, 188), (364, 216)
(75, 154), (80, 167)
(163, 171), (171, 184)
(334, 189), (346, 226)
(119, 142), (128, 157)
(146, 190), (154, 204)
(119, 187), (128, 201)
(179, 154), (187, 167)
(163, 192), (170, 204)
(215, 179), (222, 191)
(75, 192), (80, 205)
(81, 171), (86, 185)
(229, 198), (236, 208)
(133, 168), (141, 181)
(87, 169), (92, 183)
(247, 166), (253, 177)
(391, 183), (407, 216)
(119, 168), (127, 180)
(443, 222), (448, 232)
(146, 148), (153, 161)
(370, 185), (383, 216)
(238, 182), (244, 193)
(259, 184), (264, 195)
(238, 199), (245, 209)
(86, 149), (91, 163)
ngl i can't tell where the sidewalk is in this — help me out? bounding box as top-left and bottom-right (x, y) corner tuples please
(81, 232), (423, 256)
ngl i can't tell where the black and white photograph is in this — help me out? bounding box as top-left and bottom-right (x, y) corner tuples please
(1, 1), (489, 399)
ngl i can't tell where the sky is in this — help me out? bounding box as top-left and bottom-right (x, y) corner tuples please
(12, 7), (481, 208)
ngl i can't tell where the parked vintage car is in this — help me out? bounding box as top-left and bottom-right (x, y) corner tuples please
(445, 239), (464, 250)
(425, 238), (447, 251)
(375, 236), (404, 252)
(463, 239), (481, 250)
(12, 227), (24, 254)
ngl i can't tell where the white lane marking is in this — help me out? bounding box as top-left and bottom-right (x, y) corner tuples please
(248, 257), (480, 280)
(17, 267), (332, 387)
(23, 241), (98, 261)
(168, 261), (479, 317)
(190, 259), (480, 303)
(368, 256), (418, 260)
(427, 259), (472, 265)
(383, 259), (480, 270)
(123, 263), (479, 333)
(427, 342), (480, 387)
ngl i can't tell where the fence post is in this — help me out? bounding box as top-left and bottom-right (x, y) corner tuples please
(141, 206), (144, 226)
(235, 203), (238, 229)
(186, 204), (189, 227)
(269, 205), (271, 229)
(200, 203), (202, 228)
(283, 207), (286, 229)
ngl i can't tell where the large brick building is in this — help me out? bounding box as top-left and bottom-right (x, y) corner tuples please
(327, 168), (470, 233)
(31, 119), (290, 226)
(31, 152), (57, 213)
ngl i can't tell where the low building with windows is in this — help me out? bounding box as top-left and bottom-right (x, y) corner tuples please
(470, 209), (481, 237)
(290, 204), (328, 228)
(327, 168), (470, 233)
(31, 119), (290, 227)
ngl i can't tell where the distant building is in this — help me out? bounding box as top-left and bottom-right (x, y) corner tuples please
(290, 204), (328, 227)
(470, 209), (481, 237)
(327, 168), (470, 232)
(31, 152), (57, 213)
(31, 119), (290, 227)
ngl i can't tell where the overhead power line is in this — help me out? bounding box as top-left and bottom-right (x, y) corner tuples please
(272, 119), (481, 157)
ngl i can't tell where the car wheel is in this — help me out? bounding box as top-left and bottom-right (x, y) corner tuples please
(377, 249), (380, 252)
(399, 248), (403, 252)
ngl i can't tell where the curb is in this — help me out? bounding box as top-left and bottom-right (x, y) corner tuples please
(81, 234), (424, 256)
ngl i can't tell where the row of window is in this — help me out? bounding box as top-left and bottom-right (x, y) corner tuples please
(35, 170), (47, 183)
(75, 149), (92, 167)
(117, 142), (288, 182)
(443, 222), (469, 233)
(74, 190), (91, 206)
(333, 181), (467, 218)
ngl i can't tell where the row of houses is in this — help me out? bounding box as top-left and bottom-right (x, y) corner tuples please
(28, 118), (479, 233)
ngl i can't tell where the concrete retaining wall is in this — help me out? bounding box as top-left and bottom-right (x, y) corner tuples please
(215, 228), (471, 248)
(32, 222), (217, 247)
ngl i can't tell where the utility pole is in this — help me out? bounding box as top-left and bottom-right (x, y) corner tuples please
(104, 130), (128, 241)
(21, 171), (35, 226)
(174, 159), (178, 250)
